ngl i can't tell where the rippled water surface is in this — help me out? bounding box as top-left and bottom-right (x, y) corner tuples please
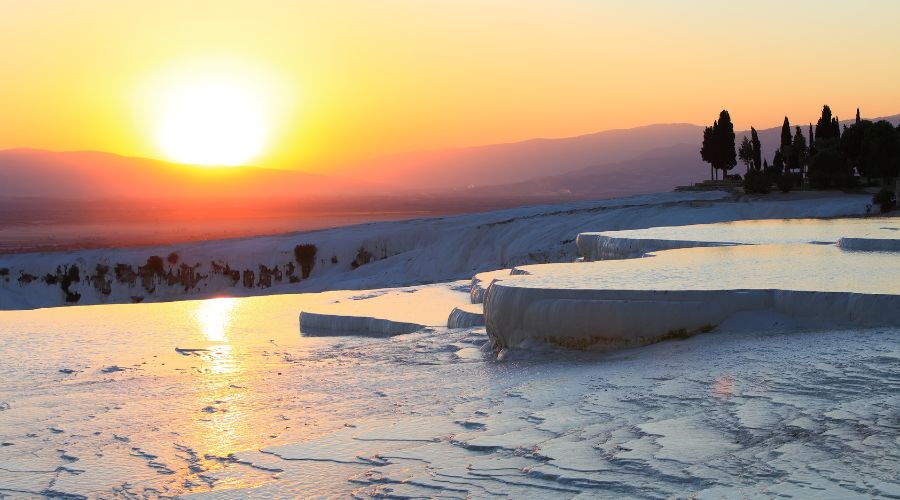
(1, 284), (898, 498)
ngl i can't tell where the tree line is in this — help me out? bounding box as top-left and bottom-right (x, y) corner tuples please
(700, 106), (900, 196)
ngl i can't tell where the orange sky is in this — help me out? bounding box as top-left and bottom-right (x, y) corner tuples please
(1, 1), (899, 171)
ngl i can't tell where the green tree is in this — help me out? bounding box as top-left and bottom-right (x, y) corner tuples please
(808, 147), (850, 189)
(841, 119), (872, 176)
(861, 120), (900, 182)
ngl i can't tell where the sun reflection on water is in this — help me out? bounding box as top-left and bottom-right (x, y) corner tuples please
(195, 297), (237, 342)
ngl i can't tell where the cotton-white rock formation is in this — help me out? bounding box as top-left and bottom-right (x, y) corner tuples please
(484, 218), (900, 350)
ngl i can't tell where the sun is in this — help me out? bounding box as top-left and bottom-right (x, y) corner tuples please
(156, 80), (267, 166)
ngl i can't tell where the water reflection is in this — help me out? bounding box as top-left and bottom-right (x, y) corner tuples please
(713, 374), (735, 399)
(195, 297), (237, 342)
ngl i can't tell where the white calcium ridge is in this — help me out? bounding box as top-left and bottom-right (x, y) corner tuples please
(447, 304), (485, 328)
(299, 311), (425, 337)
(484, 285), (900, 350)
(578, 216), (899, 261)
(576, 233), (733, 261)
(838, 237), (900, 251)
(469, 269), (513, 304)
(483, 237), (899, 350)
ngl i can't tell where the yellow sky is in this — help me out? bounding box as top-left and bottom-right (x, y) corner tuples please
(1, 0), (899, 171)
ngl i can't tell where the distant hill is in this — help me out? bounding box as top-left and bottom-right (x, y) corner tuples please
(3, 114), (896, 202)
(339, 113), (900, 196)
(459, 113), (900, 200)
(459, 143), (703, 199)
(339, 123), (705, 190)
(0, 149), (382, 200)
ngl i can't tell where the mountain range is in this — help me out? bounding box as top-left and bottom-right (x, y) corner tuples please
(2, 114), (897, 202)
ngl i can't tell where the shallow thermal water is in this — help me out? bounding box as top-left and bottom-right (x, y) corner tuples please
(513, 243), (900, 293)
(588, 216), (899, 245)
(1, 282), (898, 498)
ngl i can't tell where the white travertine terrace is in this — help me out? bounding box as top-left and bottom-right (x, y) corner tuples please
(578, 217), (899, 261)
(299, 311), (425, 336)
(838, 236), (900, 251)
(470, 269), (514, 304)
(485, 220), (900, 350)
(447, 304), (485, 328)
(576, 234), (732, 261)
(296, 283), (469, 337)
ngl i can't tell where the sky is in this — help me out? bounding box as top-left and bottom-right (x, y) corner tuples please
(1, 0), (899, 171)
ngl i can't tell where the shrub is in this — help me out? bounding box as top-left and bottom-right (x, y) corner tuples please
(60, 265), (81, 303)
(351, 247), (372, 269)
(92, 264), (112, 295)
(294, 244), (318, 279)
(808, 147), (849, 190)
(114, 263), (136, 284)
(775, 173), (796, 193)
(242, 269), (255, 288)
(145, 256), (165, 276)
(743, 169), (770, 194)
(873, 188), (897, 213)
(167, 252), (179, 265)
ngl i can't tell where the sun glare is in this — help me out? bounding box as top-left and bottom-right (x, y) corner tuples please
(195, 296), (237, 342)
(156, 80), (267, 167)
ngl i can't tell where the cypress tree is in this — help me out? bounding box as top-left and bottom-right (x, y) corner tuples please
(816, 105), (836, 141)
(780, 117), (792, 150)
(750, 127), (762, 170)
(738, 136), (754, 173)
(700, 110), (737, 180)
(773, 150), (784, 173)
(701, 121), (717, 180)
(791, 126), (808, 176)
(809, 123), (817, 157)
(780, 117), (793, 173)
(717, 110), (737, 178)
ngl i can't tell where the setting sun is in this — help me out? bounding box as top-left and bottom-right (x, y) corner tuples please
(156, 80), (267, 166)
